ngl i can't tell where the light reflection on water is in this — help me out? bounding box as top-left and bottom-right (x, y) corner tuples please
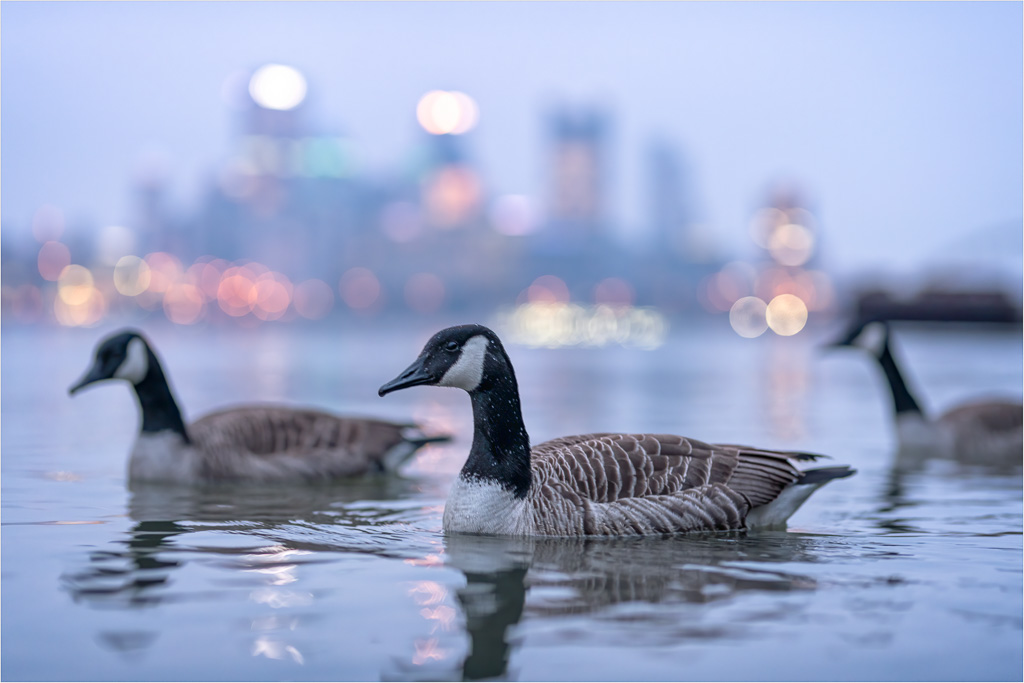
(1, 321), (1021, 680)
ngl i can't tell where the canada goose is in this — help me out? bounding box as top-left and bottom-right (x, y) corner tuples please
(827, 320), (1022, 468)
(378, 324), (854, 537)
(69, 330), (449, 484)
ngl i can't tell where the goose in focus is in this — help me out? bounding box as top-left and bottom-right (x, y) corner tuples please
(378, 324), (854, 537)
(69, 330), (449, 484)
(827, 320), (1022, 468)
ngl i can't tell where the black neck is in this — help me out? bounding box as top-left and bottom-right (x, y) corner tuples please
(462, 354), (532, 498)
(876, 340), (924, 417)
(131, 350), (191, 443)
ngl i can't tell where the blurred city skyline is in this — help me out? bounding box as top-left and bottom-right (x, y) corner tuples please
(3, 1), (1021, 278)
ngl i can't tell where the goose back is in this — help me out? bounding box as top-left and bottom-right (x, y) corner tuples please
(938, 400), (1023, 432)
(938, 400), (1023, 468)
(186, 406), (426, 482)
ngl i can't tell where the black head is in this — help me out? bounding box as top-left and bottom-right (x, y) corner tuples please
(824, 319), (890, 357)
(69, 330), (152, 395)
(378, 324), (510, 397)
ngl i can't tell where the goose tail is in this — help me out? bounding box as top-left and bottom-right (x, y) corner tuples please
(745, 465), (856, 529)
(378, 428), (453, 472)
(403, 431), (453, 448)
(796, 465), (856, 485)
(719, 444), (831, 462)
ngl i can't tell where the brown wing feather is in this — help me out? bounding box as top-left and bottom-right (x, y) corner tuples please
(939, 400), (1023, 432)
(532, 433), (805, 509)
(191, 406), (409, 456)
(187, 405), (413, 480)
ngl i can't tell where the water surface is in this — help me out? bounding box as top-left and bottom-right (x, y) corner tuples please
(2, 320), (1021, 681)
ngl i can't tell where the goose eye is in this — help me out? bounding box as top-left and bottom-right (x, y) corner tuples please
(444, 341), (459, 352)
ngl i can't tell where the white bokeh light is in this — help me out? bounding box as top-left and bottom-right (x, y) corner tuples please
(416, 90), (478, 135)
(249, 64), (307, 111)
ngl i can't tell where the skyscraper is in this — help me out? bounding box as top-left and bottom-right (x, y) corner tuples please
(544, 106), (609, 250)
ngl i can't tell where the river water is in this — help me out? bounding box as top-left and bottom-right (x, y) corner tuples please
(2, 318), (1021, 681)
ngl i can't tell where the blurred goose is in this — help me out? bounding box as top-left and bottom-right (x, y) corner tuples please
(70, 330), (449, 484)
(827, 320), (1022, 467)
(378, 324), (854, 537)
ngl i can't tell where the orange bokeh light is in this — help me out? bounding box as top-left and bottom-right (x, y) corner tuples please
(250, 272), (292, 320)
(54, 286), (106, 327)
(163, 283), (205, 325)
(144, 252), (183, 294)
(423, 166), (481, 228)
(527, 275), (570, 304)
(194, 259), (229, 299)
(217, 266), (257, 316)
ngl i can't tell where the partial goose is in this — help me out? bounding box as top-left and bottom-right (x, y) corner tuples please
(70, 330), (449, 484)
(378, 324), (853, 537)
(827, 320), (1022, 468)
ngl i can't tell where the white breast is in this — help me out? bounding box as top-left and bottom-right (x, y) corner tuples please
(128, 432), (200, 484)
(443, 475), (533, 536)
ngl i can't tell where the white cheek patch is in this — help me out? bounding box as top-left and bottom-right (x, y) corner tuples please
(439, 335), (489, 392)
(854, 322), (887, 356)
(114, 337), (149, 384)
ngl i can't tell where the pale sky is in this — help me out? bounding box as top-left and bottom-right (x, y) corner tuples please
(2, 1), (1021, 276)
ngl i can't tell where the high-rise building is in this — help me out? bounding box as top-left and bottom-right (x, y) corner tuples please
(646, 138), (688, 255)
(544, 107), (609, 248)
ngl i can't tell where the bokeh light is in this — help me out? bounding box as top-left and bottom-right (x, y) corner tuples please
(195, 259), (229, 300)
(593, 277), (634, 307)
(113, 255), (152, 296)
(339, 267), (381, 310)
(526, 275), (570, 304)
(496, 303), (667, 349)
(144, 252), (184, 294)
(293, 279), (335, 320)
(768, 223), (815, 267)
(55, 265), (105, 327)
(423, 166), (481, 227)
(748, 207), (787, 248)
(765, 293), (808, 336)
(37, 241), (71, 281)
(249, 64), (307, 111)
(9, 284), (43, 325)
(217, 266), (258, 316)
(700, 261), (756, 312)
(163, 283), (205, 325)
(729, 296), (768, 338)
(251, 272), (293, 321)
(416, 90), (478, 135)
(57, 265), (94, 305)
(54, 289), (106, 327)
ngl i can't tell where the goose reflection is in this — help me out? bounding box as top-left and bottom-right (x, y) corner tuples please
(64, 477), (424, 605)
(872, 457), (1023, 536)
(126, 476), (424, 525)
(61, 477), (428, 662)
(390, 532), (821, 681)
(61, 518), (190, 607)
